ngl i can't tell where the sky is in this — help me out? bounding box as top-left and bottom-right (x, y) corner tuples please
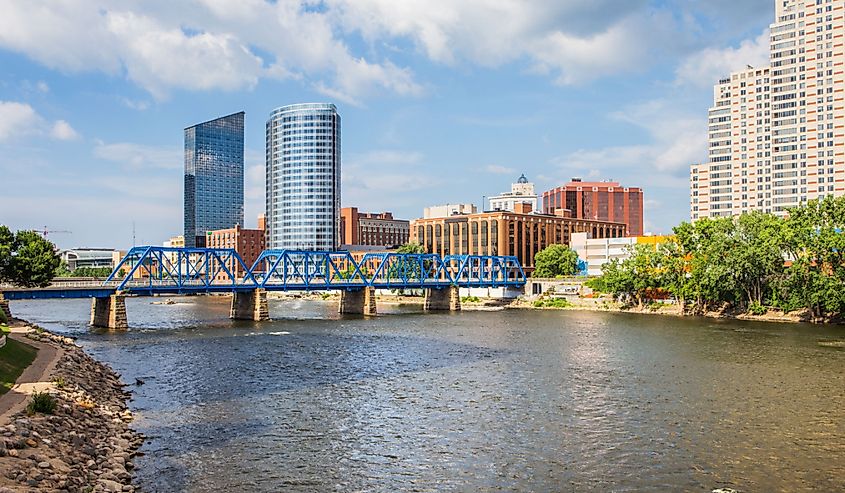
(0, 0), (775, 250)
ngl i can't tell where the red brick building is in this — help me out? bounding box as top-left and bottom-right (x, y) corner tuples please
(206, 223), (265, 278)
(541, 178), (644, 237)
(340, 207), (410, 247)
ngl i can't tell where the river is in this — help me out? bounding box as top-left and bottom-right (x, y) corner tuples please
(8, 296), (845, 492)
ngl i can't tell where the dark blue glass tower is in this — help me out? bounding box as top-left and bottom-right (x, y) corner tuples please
(184, 112), (245, 248)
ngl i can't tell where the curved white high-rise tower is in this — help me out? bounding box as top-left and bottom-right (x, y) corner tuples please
(265, 103), (340, 250)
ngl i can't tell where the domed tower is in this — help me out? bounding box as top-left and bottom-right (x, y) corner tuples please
(511, 174), (534, 197)
(488, 173), (537, 212)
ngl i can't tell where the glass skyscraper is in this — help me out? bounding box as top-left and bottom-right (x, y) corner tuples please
(184, 111), (245, 248)
(266, 103), (340, 251)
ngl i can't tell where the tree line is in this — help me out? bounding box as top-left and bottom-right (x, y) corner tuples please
(0, 226), (61, 288)
(587, 196), (845, 321)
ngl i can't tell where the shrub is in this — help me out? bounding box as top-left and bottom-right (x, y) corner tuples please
(26, 391), (57, 415)
(53, 376), (67, 389)
(461, 296), (481, 303)
(747, 301), (768, 316)
(0, 308), (6, 325)
(533, 298), (572, 308)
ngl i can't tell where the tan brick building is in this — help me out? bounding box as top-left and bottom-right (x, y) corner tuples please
(410, 205), (626, 273)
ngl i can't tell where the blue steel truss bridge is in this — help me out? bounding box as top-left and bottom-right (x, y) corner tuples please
(0, 246), (527, 328)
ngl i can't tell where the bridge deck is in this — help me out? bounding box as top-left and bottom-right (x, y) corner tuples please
(2, 288), (116, 300)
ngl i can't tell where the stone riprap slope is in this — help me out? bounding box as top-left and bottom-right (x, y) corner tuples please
(0, 329), (142, 492)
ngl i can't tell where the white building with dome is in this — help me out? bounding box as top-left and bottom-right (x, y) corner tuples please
(488, 174), (538, 212)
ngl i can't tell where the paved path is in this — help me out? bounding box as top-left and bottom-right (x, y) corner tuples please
(0, 325), (64, 425)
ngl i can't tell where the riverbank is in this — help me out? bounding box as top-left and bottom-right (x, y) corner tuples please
(506, 296), (826, 324)
(266, 290), (820, 323)
(0, 320), (143, 492)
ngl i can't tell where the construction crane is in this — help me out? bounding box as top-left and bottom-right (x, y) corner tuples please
(30, 226), (72, 237)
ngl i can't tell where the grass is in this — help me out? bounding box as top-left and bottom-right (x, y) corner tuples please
(0, 337), (38, 396)
(26, 391), (57, 415)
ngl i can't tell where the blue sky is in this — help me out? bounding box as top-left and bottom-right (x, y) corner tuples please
(0, 0), (774, 249)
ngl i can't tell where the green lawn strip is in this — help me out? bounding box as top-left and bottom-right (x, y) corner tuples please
(0, 337), (39, 396)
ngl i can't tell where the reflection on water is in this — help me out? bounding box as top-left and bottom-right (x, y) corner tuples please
(10, 296), (845, 492)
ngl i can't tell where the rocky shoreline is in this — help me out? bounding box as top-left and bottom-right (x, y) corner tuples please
(0, 325), (143, 492)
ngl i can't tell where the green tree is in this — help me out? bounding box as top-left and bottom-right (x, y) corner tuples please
(591, 244), (663, 308)
(0, 226), (13, 283)
(673, 217), (738, 311)
(776, 196), (845, 319)
(388, 243), (427, 294)
(533, 244), (579, 278)
(5, 230), (61, 288)
(728, 212), (786, 306)
(655, 239), (690, 313)
(396, 242), (425, 255)
(54, 260), (72, 277)
(586, 197), (845, 320)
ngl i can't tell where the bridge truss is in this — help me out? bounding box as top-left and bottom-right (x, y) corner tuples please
(105, 247), (526, 293)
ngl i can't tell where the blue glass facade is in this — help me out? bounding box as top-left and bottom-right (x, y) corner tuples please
(266, 103), (340, 250)
(184, 112), (245, 248)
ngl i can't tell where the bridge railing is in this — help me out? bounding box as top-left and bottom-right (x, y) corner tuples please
(103, 247), (527, 292)
(106, 246), (257, 291)
(359, 252), (453, 288)
(444, 255), (526, 287)
(248, 250), (369, 289)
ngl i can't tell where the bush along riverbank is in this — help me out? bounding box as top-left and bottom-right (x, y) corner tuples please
(0, 325), (143, 492)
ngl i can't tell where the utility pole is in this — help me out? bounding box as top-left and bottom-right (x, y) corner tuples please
(132, 221), (136, 247)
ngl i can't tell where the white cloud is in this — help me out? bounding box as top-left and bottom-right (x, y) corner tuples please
(551, 98), (704, 190)
(0, 101), (80, 142)
(104, 11), (263, 99)
(121, 98), (150, 111)
(675, 30), (770, 87)
(36, 81), (49, 93)
(93, 141), (181, 170)
(484, 164), (515, 175)
(328, 0), (668, 85)
(0, 101), (42, 141)
(0, 0), (708, 101)
(50, 120), (80, 140)
(0, 0), (423, 101)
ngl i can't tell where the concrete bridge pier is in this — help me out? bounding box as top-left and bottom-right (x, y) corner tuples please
(424, 286), (461, 312)
(230, 289), (270, 321)
(339, 287), (377, 315)
(90, 294), (128, 330)
(0, 293), (11, 321)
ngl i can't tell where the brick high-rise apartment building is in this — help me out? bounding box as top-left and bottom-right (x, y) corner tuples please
(691, 0), (845, 220)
